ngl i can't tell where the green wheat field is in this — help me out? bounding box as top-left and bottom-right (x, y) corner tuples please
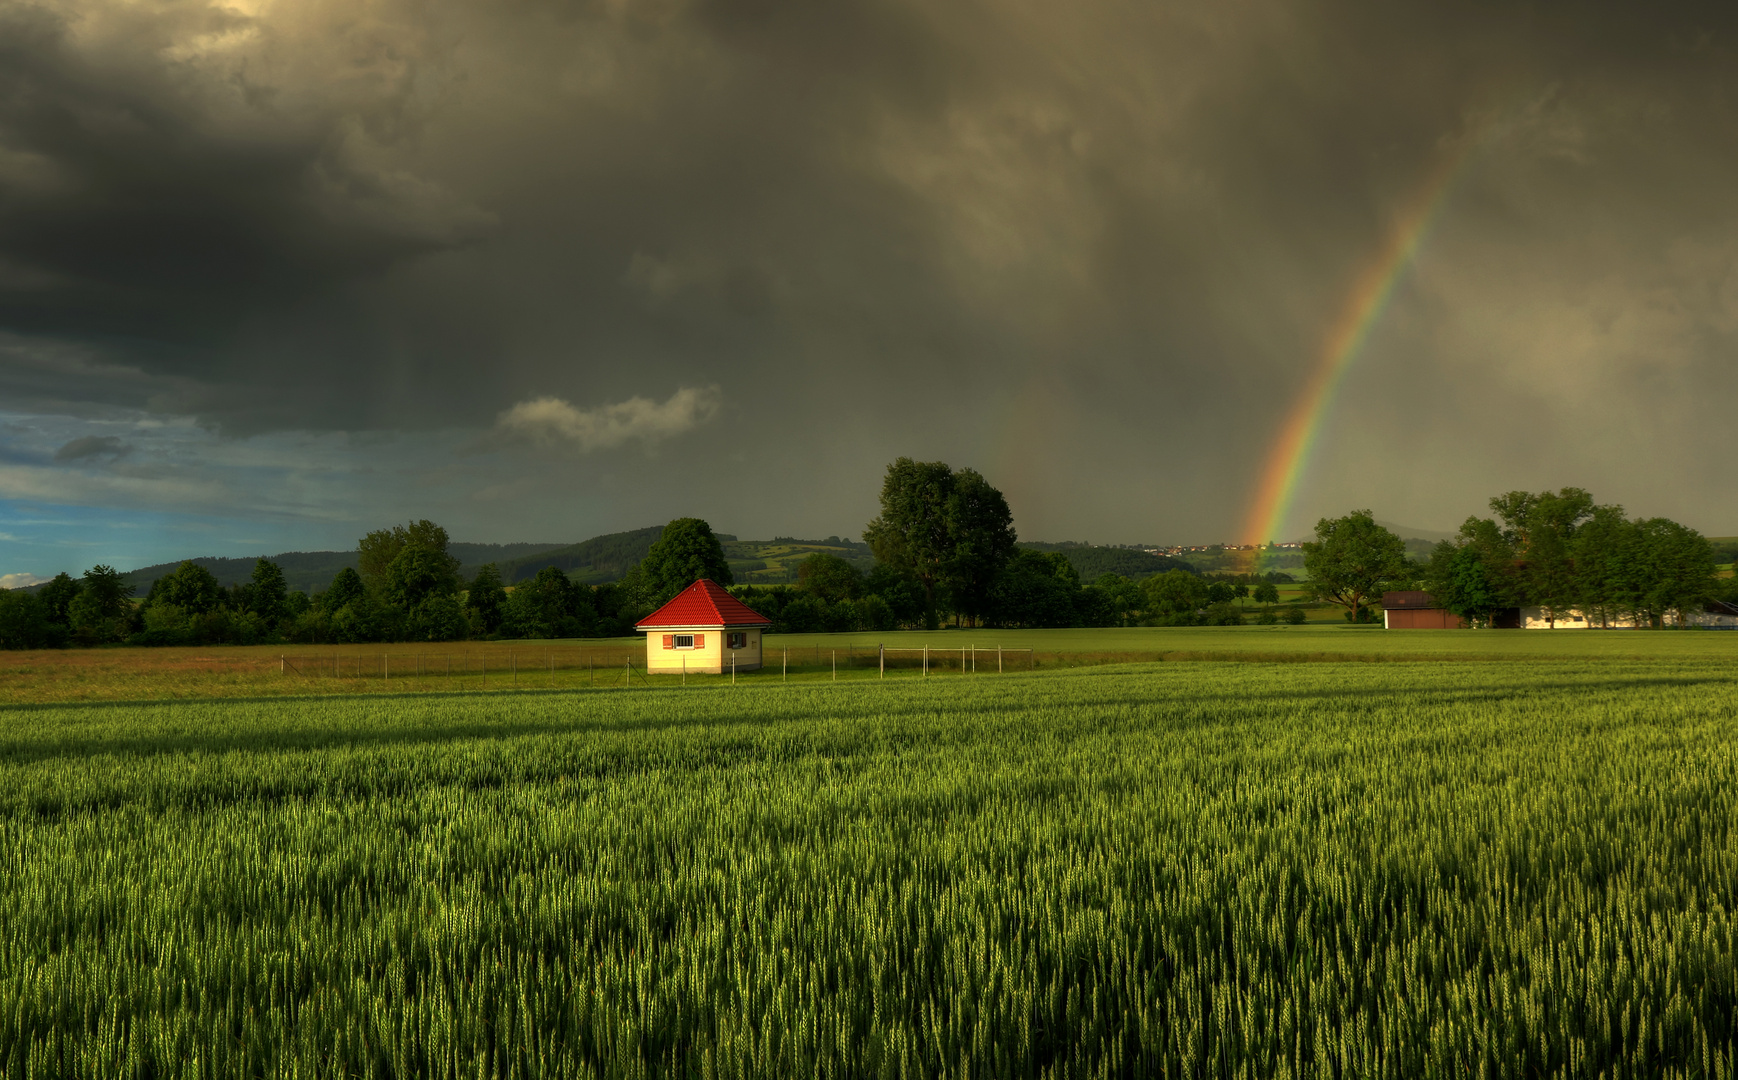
(2, 647), (1736, 1076)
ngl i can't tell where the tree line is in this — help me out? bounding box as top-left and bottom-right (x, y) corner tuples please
(1298, 489), (1729, 627)
(0, 459), (1300, 649)
(5, 469), (1722, 649)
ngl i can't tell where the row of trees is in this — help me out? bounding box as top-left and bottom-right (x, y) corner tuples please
(0, 459), (1312, 648)
(0, 517), (753, 649)
(0, 565), (138, 649)
(1297, 490), (1724, 627)
(1424, 489), (1719, 627)
(730, 553), (1304, 634)
(7, 469), (1719, 649)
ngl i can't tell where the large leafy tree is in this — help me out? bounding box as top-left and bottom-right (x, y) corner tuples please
(863, 458), (1016, 629)
(37, 572), (81, 628)
(1141, 569), (1208, 621)
(1490, 488), (1593, 620)
(79, 565), (133, 618)
(1424, 515), (1520, 626)
(323, 567), (367, 612)
(1571, 504), (1644, 626)
(359, 520), (459, 584)
(864, 459), (954, 627)
(797, 553), (863, 604)
(639, 518), (732, 603)
(990, 550), (1081, 628)
(0, 589), (60, 650)
(384, 544), (462, 609)
(68, 565), (134, 643)
(243, 559), (290, 624)
(503, 566), (596, 639)
(944, 469), (1018, 625)
(467, 564), (507, 634)
(1301, 511), (1407, 622)
(153, 561), (224, 614)
(1425, 541), (1499, 626)
(1634, 518), (1715, 627)
(1083, 573), (1146, 627)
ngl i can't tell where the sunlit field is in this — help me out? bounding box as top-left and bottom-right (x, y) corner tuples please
(6, 625), (1738, 705)
(1, 658), (1735, 1077)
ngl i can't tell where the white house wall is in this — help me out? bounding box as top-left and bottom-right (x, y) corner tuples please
(643, 626), (764, 673)
(1519, 606), (1737, 629)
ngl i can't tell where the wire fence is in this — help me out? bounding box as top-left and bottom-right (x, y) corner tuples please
(275, 642), (1036, 689)
(771, 643), (1036, 678)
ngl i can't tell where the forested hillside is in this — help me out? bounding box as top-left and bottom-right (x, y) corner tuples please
(494, 527), (677, 584)
(104, 543), (566, 596)
(1018, 542), (1192, 580)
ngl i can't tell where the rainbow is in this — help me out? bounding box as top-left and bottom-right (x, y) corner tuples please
(1240, 137), (1486, 559)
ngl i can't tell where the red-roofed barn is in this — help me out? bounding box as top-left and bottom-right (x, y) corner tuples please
(1381, 591), (1464, 629)
(634, 579), (772, 674)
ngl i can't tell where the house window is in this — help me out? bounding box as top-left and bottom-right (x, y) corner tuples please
(728, 632), (747, 650)
(673, 634), (695, 649)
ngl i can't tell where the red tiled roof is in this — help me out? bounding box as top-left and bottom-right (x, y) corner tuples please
(635, 579), (772, 629)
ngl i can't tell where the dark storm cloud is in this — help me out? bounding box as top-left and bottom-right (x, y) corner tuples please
(0, 0), (493, 425)
(52, 434), (128, 460)
(2, 0), (1738, 544)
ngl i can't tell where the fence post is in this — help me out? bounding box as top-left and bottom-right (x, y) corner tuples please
(280, 655), (285, 675)
(879, 644), (884, 679)
(732, 652), (736, 685)
(923, 645), (928, 676)
(832, 650), (836, 681)
(383, 654), (388, 680)
(999, 645), (1003, 673)
(683, 654), (686, 685)
(783, 647), (787, 681)
(962, 646), (966, 674)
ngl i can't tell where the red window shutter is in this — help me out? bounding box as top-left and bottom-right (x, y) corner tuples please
(694, 634), (704, 648)
(662, 635), (673, 649)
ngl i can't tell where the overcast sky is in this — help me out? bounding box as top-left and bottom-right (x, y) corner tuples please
(3, 0), (1737, 581)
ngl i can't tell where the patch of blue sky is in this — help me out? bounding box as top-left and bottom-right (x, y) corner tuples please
(0, 498), (304, 581)
(0, 408), (575, 580)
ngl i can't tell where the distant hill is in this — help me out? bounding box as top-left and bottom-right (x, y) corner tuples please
(491, 526), (678, 584)
(101, 542), (565, 596)
(35, 528), (883, 595)
(1019, 542), (1193, 580)
(107, 552), (356, 597)
(724, 537), (875, 584)
(1376, 520), (1458, 543)
(487, 529), (875, 585)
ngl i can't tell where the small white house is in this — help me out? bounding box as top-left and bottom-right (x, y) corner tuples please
(634, 579), (772, 674)
(1519, 607), (1595, 629)
(1519, 601), (1738, 629)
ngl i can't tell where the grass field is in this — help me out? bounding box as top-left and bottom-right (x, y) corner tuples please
(7, 625), (1738, 705)
(3, 638), (1736, 1075)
